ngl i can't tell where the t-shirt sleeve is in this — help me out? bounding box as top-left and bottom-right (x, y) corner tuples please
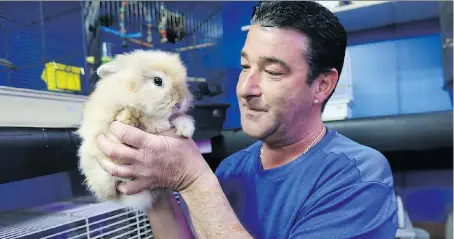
(214, 157), (231, 179)
(289, 181), (398, 239)
(214, 151), (246, 180)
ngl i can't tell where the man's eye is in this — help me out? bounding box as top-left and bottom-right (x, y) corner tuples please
(266, 70), (282, 76)
(240, 65), (250, 70)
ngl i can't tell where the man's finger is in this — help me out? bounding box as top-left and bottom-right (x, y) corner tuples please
(156, 127), (179, 138)
(98, 157), (136, 179)
(110, 121), (150, 148)
(97, 134), (139, 164)
(117, 179), (150, 195)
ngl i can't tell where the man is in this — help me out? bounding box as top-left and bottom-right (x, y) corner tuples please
(96, 1), (398, 238)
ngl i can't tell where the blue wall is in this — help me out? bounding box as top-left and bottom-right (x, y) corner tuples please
(349, 35), (452, 118)
(0, 173), (73, 212)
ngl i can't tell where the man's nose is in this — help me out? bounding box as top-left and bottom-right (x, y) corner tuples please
(238, 70), (262, 98)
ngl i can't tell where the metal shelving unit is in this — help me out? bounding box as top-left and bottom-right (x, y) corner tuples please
(240, 1), (441, 33)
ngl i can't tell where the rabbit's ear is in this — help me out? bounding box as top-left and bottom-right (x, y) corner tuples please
(96, 61), (118, 78)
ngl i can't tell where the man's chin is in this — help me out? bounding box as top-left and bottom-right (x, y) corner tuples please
(241, 122), (267, 139)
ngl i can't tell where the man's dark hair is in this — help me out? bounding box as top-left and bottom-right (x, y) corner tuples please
(251, 1), (347, 112)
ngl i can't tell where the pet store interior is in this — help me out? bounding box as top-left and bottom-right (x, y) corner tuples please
(0, 1), (452, 238)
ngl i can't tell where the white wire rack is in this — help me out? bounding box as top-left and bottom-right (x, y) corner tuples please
(0, 196), (156, 239)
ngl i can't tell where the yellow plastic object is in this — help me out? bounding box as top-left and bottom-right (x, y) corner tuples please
(86, 56), (95, 64)
(86, 56), (113, 64)
(41, 61), (84, 92)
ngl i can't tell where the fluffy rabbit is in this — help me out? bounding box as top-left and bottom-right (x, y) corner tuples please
(76, 49), (195, 212)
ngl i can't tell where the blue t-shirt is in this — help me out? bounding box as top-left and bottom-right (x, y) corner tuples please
(215, 128), (398, 239)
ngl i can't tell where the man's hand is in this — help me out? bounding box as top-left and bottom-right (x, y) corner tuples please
(96, 121), (211, 194)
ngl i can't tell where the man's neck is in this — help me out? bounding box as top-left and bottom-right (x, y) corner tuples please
(261, 119), (325, 170)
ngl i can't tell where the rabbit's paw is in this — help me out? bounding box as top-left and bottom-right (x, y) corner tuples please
(172, 114), (195, 138)
(115, 106), (140, 126)
(140, 117), (172, 134)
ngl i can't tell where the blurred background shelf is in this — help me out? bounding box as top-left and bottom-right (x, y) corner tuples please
(0, 86), (229, 140)
(0, 86), (87, 128)
(208, 110), (452, 171)
(241, 1), (440, 33)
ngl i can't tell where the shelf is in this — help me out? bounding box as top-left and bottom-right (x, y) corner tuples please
(0, 86), (229, 140)
(324, 110), (452, 152)
(215, 110), (453, 157)
(0, 86), (87, 128)
(241, 1), (440, 33)
(0, 126), (214, 184)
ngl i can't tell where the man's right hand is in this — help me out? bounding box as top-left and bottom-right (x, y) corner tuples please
(95, 121), (212, 194)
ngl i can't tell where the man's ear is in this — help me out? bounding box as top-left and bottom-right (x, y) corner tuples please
(96, 61), (119, 78)
(314, 68), (339, 103)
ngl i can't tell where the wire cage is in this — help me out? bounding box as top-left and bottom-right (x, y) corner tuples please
(0, 192), (188, 238)
(0, 197), (153, 239)
(0, 1), (89, 95)
(0, 0), (225, 100)
(85, 0), (225, 102)
(0, 0), (226, 129)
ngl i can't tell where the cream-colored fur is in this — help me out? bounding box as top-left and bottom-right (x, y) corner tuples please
(76, 49), (195, 212)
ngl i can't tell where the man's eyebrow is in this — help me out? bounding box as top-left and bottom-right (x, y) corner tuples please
(260, 56), (291, 72)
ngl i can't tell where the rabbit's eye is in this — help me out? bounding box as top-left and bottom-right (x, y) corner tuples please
(153, 77), (163, 86)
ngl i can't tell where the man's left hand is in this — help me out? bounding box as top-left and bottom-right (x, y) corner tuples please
(96, 121), (211, 195)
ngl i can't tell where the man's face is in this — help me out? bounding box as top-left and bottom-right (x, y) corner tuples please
(237, 25), (317, 141)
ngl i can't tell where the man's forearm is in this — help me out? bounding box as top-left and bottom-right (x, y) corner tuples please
(180, 172), (253, 239)
(146, 189), (194, 239)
